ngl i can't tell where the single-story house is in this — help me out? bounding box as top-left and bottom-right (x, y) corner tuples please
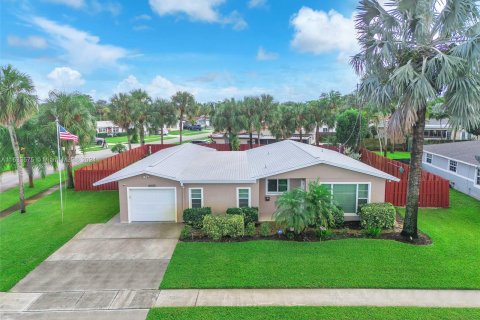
(96, 120), (125, 135)
(422, 141), (480, 200)
(94, 140), (399, 223)
(211, 129), (313, 145)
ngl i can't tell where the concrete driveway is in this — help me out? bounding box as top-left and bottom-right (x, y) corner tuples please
(2, 219), (182, 319)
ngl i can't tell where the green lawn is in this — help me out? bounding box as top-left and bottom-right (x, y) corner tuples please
(105, 134), (175, 144)
(1, 164), (12, 173)
(373, 151), (411, 160)
(0, 190), (119, 291)
(161, 191), (480, 289)
(147, 307), (480, 320)
(168, 129), (211, 136)
(0, 172), (67, 212)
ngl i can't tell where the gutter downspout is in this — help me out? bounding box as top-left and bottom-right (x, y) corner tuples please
(180, 182), (185, 221)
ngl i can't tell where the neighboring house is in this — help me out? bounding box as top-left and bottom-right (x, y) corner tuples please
(196, 115), (210, 128)
(96, 121), (124, 135)
(94, 140), (398, 223)
(422, 141), (480, 200)
(378, 119), (475, 141)
(211, 129), (313, 145)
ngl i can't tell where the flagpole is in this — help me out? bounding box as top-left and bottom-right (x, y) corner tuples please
(55, 117), (64, 223)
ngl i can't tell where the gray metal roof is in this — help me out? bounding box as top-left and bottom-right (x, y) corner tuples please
(94, 140), (399, 186)
(423, 141), (480, 166)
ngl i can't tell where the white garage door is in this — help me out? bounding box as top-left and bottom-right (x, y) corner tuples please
(128, 188), (176, 222)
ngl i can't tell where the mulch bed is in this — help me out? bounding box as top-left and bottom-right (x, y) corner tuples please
(181, 214), (432, 246)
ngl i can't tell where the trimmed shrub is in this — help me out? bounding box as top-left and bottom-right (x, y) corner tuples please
(244, 222), (256, 237)
(180, 225), (192, 240)
(226, 207), (259, 225)
(260, 222), (271, 237)
(332, 205), (345, 228)
(202, 215), (244, 241)
(359, 203), (396, 229)
(183, 207), (212, 229)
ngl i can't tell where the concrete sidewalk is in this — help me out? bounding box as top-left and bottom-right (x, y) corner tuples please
(155, 288), (480, 308)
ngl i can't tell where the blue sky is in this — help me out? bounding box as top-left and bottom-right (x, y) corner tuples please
(1, 0), (363, 102)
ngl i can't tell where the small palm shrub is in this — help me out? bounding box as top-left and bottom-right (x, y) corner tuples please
(111, 143), (126, 154)
(273, 188), (314, 235)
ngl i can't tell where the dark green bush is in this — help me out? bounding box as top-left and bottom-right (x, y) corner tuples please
(332, 205), (345, 228)
(202, 215), (244, 241)
(226, 207), (259, 225)
(244, 222), (256, 237)
(180, 225), (192, 240)
(183, 207), (212, 229)
(359, 203), (396, 229)
(364, 226), (382, 238)
(260, 222), (271, 237)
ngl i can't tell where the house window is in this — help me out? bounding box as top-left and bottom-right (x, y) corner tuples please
(237, 188), (251, 208)
(449, 160), (457, 173)
(189, 188), (203, 208)
(323, 183), (370, 213)
(476, 168), (480, 186)
(426, 153), (432, 164)
(267, 179), (289, 194)
(322, 127), (329, 132)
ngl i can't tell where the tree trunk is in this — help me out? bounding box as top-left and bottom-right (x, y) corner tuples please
(315, 123), (319, 146)
(65, 143), (75, 189)
(401, 106), (426, 239)
(257, 131), (261, 145)
(161, 123), (164, 145)
(126, 126), (132, 150)
(25, 151), (34, 188)
(299, 128), (303, 143)
(179, 111), (184, 144)
(7, 125), (26, 213)
(139, 121), (145, 145)
(249, 130), (253, 149)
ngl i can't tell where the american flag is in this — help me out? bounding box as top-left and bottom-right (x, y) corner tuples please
(59, 125), (79, 143)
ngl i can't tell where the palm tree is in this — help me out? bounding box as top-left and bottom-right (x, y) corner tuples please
(149, 98), (177, 144)
(352, 0), (480, 238)
(273, 188), (314, 235)
(269, 103), (296, 140)
(111, 93), (135, 150)
(0, 65), (38, 213)
(211, 98), (244, 150)
(40, 91), (96, 188)
(256, 94), (275, 142)
(130, 89), (151, 145)
(241, 96), (261, 148)
(171, 91), (196, 144)
(291, 102), (314, 143)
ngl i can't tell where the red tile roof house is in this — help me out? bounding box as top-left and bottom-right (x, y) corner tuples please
(94, 140), (399, 223)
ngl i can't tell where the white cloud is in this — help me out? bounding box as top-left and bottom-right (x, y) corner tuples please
(32, 17), (130, 72)
(256, 46), (278, 61)
(115, 75), (190, 98)
(47, 67), (85, 88)
(248, 0), (267, 9)
(45, 0), (85, 9)
(148, 0), (246, 30)
(133, 14), (152, 21)
(7, 35), (48, 49)
(290, 7), (359, 59)
(133, 25), (151, 31)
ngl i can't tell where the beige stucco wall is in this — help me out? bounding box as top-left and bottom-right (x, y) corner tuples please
(258, 164), (386, 221)
(118, 174), (258, 223)
(117, 163), (386, 223)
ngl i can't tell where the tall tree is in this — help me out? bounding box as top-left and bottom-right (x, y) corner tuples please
(130, 89), (151, 145)
(352, 0), (480, 238)
(335, 108), (368, 152)
(256, 94), (275, 142)
(242, 96), (261, 148)
(111, 93), (135, 150)
(211, 98), (244, 150)
(149, 98), (177, 144)
(0, 65), (38, 213)
(171, 91), (196, 144)
(270, 103), (296, 140)
(40, 92), (96, 188)
(291, 102), (314, 143)
(309, 91), (340, 146)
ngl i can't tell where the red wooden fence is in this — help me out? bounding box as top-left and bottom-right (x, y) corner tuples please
(74, 143), (261, 191)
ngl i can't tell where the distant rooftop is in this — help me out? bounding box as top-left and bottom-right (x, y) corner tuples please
(424, 141), (480, 166)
